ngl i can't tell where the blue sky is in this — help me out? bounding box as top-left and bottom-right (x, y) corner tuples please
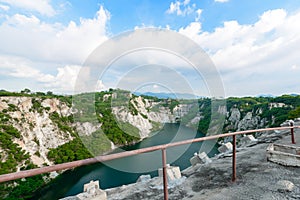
(0, 0), (300, 97)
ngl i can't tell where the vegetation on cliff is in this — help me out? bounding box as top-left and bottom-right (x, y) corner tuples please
(0, 88), (300, 199)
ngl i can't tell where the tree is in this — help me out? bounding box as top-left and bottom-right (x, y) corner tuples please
(21, 88), (31, 94)
(47, 91), (53, 96)
(289, 106), (300, 119)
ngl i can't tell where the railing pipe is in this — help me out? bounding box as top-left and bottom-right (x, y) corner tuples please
(162, 148), (168, 200)
(232, 134), (236, 182)
(0, 125), (298, 186)
(290, 122), (296, 144)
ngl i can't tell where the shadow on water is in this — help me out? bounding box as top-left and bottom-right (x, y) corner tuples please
(32, 123), (218, 199)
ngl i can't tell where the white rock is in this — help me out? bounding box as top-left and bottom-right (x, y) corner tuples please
(239, 135), (257, 146)
(158, 165), (181, 181)
(136, 174), (151, 183)
(198, 152), (212, 164)
(218, 142), (233, 153)
(49, 171), (59, 179)
(276, 180), (295, 192)
(190, 155), (201, 166)
(75, 180), (107, 200)
(75, 122), (101, 136)
(190, 152), (212, 166)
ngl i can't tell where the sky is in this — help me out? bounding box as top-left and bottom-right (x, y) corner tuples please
(0, 0), (300, 97)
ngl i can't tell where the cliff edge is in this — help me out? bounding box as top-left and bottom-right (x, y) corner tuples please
(105, 125), (300, 200)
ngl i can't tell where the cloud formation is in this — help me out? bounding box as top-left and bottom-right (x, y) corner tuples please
(0, 6), (110, 93)
(215, 0), (229, 3)
(166, 0), (196, 16)
(0, 4), (9, 11)
(0, 6), (109, 64)
(0, 2), (299, 96)
(0, 0), (55, 16)
(179, 9), (300, 96)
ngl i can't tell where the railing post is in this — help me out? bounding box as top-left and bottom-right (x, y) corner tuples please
(232, 134), (236, 182)
(290, 121), (296, 144)
(162, 148), (168, 200)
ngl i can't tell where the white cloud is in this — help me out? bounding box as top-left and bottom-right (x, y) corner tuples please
(0, 6), (110, 93)
(183, 0), (190, 6)
(179, 22), (202, 39)
(195, 9), (202, 22)
(166, 0), (196, 16)
(215, 0), (229, 3)
(0, 6), (109, 64)
(0, 0), (55, 16)
(0, 55), (106, 94)
(179, 9), (300, 96)
(0, 4), (9, 11)
(42, 65), (106, 93)
(166, 1), (182, 15)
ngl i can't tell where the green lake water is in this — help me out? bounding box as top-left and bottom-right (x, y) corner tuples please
(33, 123), (218, 199)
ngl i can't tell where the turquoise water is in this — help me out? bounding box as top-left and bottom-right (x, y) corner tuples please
(33, 123), (218, 199)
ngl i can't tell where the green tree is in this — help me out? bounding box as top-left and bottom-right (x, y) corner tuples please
(289, 106), (300, 119)
(20, 88), (31, 94)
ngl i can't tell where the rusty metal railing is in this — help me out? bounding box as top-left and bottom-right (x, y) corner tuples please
(0, 125), (298, 200)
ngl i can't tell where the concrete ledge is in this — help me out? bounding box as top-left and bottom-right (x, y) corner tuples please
(267, 143), (300, 167)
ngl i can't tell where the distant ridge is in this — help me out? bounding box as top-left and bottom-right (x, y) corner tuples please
(256, 94), (276, 98)
(133, 92), (202, 99)
(256, 93), (299, 98)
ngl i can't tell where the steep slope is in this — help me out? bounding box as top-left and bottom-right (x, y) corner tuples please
(0, 90), (300, 199)
(0, 96), (73, 168)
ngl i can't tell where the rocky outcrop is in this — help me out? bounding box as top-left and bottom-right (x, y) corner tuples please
(0, 97), (73, 167)
(74, 122), (102, 136)
(112, 97), (179, 138)
(225, 108), (267, 132)
(228, 108), (241, 130)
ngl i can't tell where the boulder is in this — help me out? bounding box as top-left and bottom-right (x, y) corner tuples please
(77, 180), (107, 200)
(239, 135), (257, 146)
(190, 152), (212, 166)
(136, 174), (151, 183)
(158, 165), (181, 181)
(218, 142), (233, 153)
(276, 180), (295, 192)
(198, 152), (212, 164)
(190, 154), (200, 166)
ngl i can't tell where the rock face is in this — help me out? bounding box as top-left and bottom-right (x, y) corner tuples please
(74, 122), (101, 136)
(112, 97), (196, 138)
(226, 109), (265, 132)
(228, 108), (241, 129)
(238, 112), (261, 130)
(0, 94), (199, 171)
(0, 97), (73, 167)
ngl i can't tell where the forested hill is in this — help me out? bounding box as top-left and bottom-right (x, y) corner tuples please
(0, 89), (300, 199)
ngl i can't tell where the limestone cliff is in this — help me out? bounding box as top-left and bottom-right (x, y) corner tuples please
(0, 96), (73, 168)
(0, 92), (298, 173)
(111, 96), (198, 138)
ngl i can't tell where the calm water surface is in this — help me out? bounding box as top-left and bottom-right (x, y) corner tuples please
(33, 123), (218, 199)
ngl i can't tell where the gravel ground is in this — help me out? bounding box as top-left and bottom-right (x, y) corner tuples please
(107, 127), (300, 200)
